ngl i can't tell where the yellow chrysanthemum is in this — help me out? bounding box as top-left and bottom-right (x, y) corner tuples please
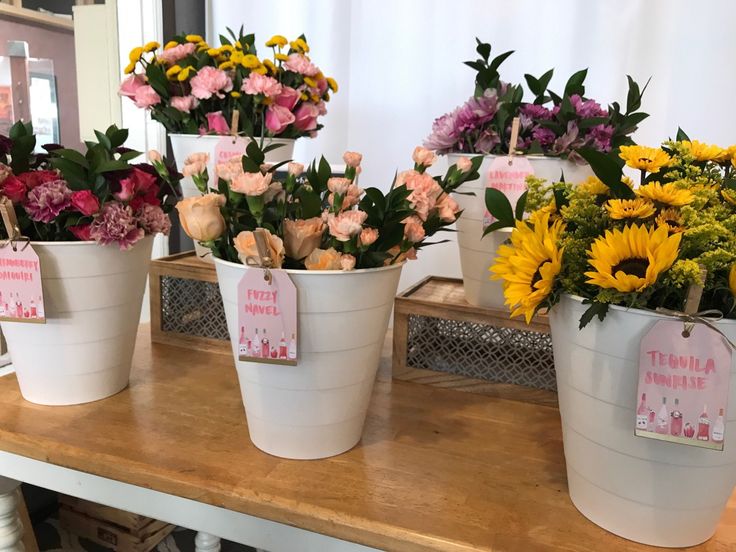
(584, 224), (681, 293)
(275, 53), (289, 62)
(326, 77), (338, 93)
(185, 34), (204, 43)
(300, 92), (309, 101)
(730, 265), (736, 296)
(263, 59), (277, 73)
(680, 140), (728, 162)
(206, 47), (221, 57)
(164, 40), (178, 50)
(655, 208), (685, 234)
(490, 212), (564, 324)
(234, 40), (243, 50)
(218, 61), (235, 71)
(123, 61), (137, 74)
(636, 181), (694, 207)
(605, 198), (656, 220)
(143, 41), (160, 53)
(252, 65), (268, 75)
(241, 54), (261, 69)
(230, 91), (241, 98)
(323, 92), (331, 102)
(290, 38), (309, 53)
(303, 76), (317, 88)
(177, 66), (194, 81)
(165, 65), (182, 79)
(197, 41), (210, 52)
(265, 35), (288, 48)
(128, 46), (144, 62)
(619, 145), (671, 173)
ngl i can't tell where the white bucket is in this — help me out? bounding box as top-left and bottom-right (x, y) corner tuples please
(449, 154), (592, 308)
(0, 237), (153, 405)
(215, 257), (403, 459)
(549, 294), (736, 547)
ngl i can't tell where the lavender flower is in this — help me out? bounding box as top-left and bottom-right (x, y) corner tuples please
(23, 179), (72, 223)
(425, 89), (501, 153)
(90, 201), (144, 250)
(136, 203), (171, 235)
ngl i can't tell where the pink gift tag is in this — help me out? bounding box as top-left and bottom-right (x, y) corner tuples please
(482, 155), (534, 227)
(636, 319), (732, 450)
(237, 268), (298, 365)
(0, 243), (45, 323)
(212, 136), (250, 186)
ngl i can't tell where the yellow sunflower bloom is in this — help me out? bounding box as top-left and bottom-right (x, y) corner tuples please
(578, 176), (610, 196)
(265, 35), (288, 48)
(619, 145), (671, 173)
(605, 198), (656, 220)
(584, 224), (681, 293)
(123, 61), (137, 74)
(655, 208), (685, 234)
(490, 211), (564, 324)
(241, 54), (261, 69)
(730, 265), (736, 296)
(680, 140), (727, 162)
(143, 41), (160, 53)
(165, 65), (182, 79)
(128, 46), (144, 62)
(636, 181), (694, 207)
(275, 53), (289, 62)
(164, 40), (178, 50)
(185, 34), (204, 43)
(326, 77), (339, 92)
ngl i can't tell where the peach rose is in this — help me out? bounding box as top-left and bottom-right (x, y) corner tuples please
(403, 216), (426, 242)
(412, 146), (437, 167)
(231, 171), (272, 196)
(340, 254), (356, 271)
(233, 229), (285, 268)
(359, 227), (378, 247)
(327, 210), (367, 241)
(288, 162), (304, 176)
(327, 177), (351, 195)
(342, 151), (362, 168)
(456, 156), (472, 173)
(176, 193), (226, 242)
(304, 247), (342, 270)
(283, 217), (325, 260)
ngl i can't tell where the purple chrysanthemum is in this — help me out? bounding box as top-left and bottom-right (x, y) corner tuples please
(570, 95), (607, 119)
(520, 103), (553, 120)
(531, 126), (557, 147)
(90, 201), (144, 250)
(424, 108), (462, 152)
(23, 179), (72, 223)
(588, 124), (615, 152)
(136, 203), (171, 235)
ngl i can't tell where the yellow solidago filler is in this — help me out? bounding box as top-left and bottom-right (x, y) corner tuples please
(263, 59), (277, 74)
(585, 224), (681, 293)
(230, 91), (241, 98)
(722, 189), (736, 206)
(123, 61), (137, 74)
(303, 76), (317, 88)
(143, 41), (160, 53)
(490, 211), (564, 324)
(241, 54), (261, 69)
(165, 65), (182, 79)
(326, 77), (339, 92)
(164, 40), (178, 50)
(605, 198), (656, 220)
(186, 34), (204, 43)
(265, 35), (288, 48)
(636, 181), (694, 207)
(656, 208), (685, 234)
(177, 66), (194, 81)
(219, 61), (235, 71)
(128, 46), (144, 62)
(680, 140), (728, 162)
(619, 145), (671, 173)
(730, 265), (736, 296)
(290, 38), (309, 53)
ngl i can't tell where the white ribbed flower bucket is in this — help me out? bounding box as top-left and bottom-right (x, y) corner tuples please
(0, 237), (153, 405)
(449, 154), (593, 308)
(215, 257), (403, 459)
(549, 294), (736, 547)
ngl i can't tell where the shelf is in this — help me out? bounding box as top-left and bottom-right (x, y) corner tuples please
(0, 4), (74, 31)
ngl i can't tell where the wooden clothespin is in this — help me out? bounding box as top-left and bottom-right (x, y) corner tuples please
(253, 228), (273, 285)
(682, 265), (707, 337)
(0, 196), (23, 250)
(230, 110), (240, 141)
(508, 116), (521, 164)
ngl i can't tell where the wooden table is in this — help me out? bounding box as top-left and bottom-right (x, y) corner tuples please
(0, 329), (734, 552)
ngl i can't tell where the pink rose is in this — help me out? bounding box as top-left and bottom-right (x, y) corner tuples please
(327, 210), (367, 241)
(403, 216), (426, 243)
(283, 54), (319, 76)
(265, 104), (296, 134)
(119, 75), (146, 99)
(287, 162), (304, 176)
(190, 66), (233, 100)
(275, 86), (300, 110)
(205, 112), (230, 134)
(293, 103), (320, 132)
(359, 228), (378, 247)
(436, 193), (460, 222)
(456, 156), (472, 173)
(157, 42), (196, 65)
(412, 146), (437, 167)
(133, 85), (161, 109)
(115, 167), (159, 203)
(231, 171), (272, 196)
(71, 190), (100, 216)
(340, 254), (356, 271)
(69, 223), (93, 241)
(342, 152), (362, 168)
(114, 178), (136, 201)
(316, 77), (329, 96)
(171, 95), (199, 112)
(242, 72), (282, 98)
(327, 177), (351, 195)
(1, 175), (26, 203)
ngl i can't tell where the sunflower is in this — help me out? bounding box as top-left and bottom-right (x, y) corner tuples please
(619, 145), (671, 173)
(730, 265), (736, 296)
(636, 181), (694, 207)
(490, 212), (564, 323)
(578, 176), (609, 196)
(585, 224), (681, 293)
(527, 201), (558, 226)
(680, 140), (728, 162)
(655, 208), (685, 233)
(605, 198), (656, 220)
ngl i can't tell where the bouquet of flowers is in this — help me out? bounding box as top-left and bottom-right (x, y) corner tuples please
(424, 39), (649, 159)
(489, 134), (736, 325)
(0, 121), (181, 249)
(176, 145), (482, 269)
(120, 27), (337, 138)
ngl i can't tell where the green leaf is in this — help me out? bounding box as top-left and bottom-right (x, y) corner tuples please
(96, 160), (131, 173)
(295, 187), (321, 219)
(482, 219), (513, 236)
(364, 187), (386, 218)
(563, 68), (588, 97)
(245, 140), (265, 165)
(676, 127), (691, 142)
(50, 158), (88, 188)
(537, 68), (554, 93)
(576, 148), (633, 199)
(94, 130), (112, 151)
(489, 50), (514, 73)
(117, 150), (142, 163)
(579, 301), (609, 329)
(53, 148), (90, 168)
(475, 38), (491, 62)
(514, 190), (528, 221)
(484, 188), (514, 224)
(108, 127), (129, 149)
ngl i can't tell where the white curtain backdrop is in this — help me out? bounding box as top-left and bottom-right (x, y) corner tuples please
(208, 0), (736, 290)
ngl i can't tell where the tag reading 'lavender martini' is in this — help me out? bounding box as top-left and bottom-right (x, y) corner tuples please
(0, 244), (45, 323)
(482, 155), (534, 228)
(237, 268), (298, 366)
(635, 319), (732, 450)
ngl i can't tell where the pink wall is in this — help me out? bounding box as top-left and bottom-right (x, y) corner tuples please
(0, 17), (81, 148)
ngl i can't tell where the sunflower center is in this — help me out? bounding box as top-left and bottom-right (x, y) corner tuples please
(612, 257), (648, 278)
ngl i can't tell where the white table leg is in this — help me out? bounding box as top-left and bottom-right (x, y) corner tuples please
(194, 531), (220, 552)
(0, 477), (23, 552)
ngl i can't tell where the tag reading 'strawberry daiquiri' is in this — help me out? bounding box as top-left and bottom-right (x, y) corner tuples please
(237, 268), (297, 366)
(482, 155), (534, 228)
(0, 243), (45, 324)
(635, 319), (732, 450)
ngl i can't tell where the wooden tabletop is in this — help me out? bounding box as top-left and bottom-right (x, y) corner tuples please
(0, 329), (734, 552)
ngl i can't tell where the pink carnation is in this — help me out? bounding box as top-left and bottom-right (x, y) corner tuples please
(436, 193), (460, 223)
(156, 42), (196, 65)
(119, 75), (146, 100)
(242, 73), (282, 98)
(403, 216), (426, 243)
(170, 95), (199, 112)
(90, 201), (144, 250)
(399, 171), (443, 221)
(283, 54), (319, 76)
(327, 210), (367, 242)
(136, 203), (171, 235)
(190, 66), (233, 100)
(23, 179), (72, 223)
(133, 85), (161, 109)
